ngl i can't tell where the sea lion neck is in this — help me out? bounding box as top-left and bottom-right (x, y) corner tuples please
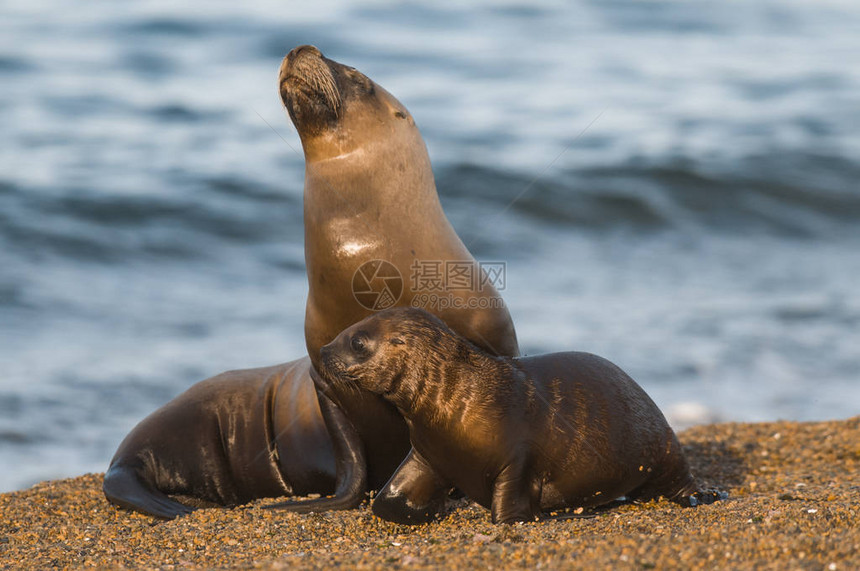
(302, 132), (442, 220)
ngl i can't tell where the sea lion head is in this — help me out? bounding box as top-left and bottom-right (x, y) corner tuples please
(278, 45), (417, 162)
(318, 307), (454, 398)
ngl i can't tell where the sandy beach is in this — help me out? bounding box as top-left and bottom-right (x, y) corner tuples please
(1, 417), (857, 570)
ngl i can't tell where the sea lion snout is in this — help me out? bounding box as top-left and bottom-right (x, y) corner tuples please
(279, 44), (324, 79)
(318, 343), (343, 373)
(319, 342), (342, 374)
(320, 342), (334, 361)
(317, 345), (346, 390)
(278, 44), (342, 130)
(318, 331), (365, 380)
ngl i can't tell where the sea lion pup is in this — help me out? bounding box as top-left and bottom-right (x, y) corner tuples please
(317, 307), (725, 525)
(266, 45), (519, 513)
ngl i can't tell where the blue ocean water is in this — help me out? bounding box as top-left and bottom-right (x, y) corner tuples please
(1, 0), (859, 492)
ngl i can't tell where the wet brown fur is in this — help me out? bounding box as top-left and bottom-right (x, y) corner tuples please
(320, 308), (721, 523)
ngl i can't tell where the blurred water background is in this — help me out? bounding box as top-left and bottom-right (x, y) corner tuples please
(1, 0), (859, 492)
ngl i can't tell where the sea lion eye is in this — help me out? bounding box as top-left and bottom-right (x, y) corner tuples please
(351, 335), (367, 353)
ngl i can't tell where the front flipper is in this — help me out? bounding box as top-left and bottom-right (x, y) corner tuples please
(372, 449), (450, 525)
(103, 464), (195, 520)
(266, 384), (367, 513)
(490, 460), (538, 524)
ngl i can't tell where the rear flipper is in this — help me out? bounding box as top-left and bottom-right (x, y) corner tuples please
(103, 464), (195, 519)
(637, 440), (728, 509)
(632, 462), (728, 509)
(672, 488), (728, 508)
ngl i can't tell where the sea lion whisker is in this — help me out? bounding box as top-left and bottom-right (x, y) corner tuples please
(286, 63), (342, 117)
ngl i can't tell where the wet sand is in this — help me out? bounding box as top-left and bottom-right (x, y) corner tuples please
(1, 417), (858, 570)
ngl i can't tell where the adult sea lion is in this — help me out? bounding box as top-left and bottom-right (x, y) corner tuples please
(266, 45), (519, 513)
(103, 359), (333, 518)
(281, 44), (518, 362)
(103, 45), (519, 518)
(316, 307), (725, 524)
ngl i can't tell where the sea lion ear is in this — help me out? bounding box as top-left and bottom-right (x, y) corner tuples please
(389, 338), (405, 346)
